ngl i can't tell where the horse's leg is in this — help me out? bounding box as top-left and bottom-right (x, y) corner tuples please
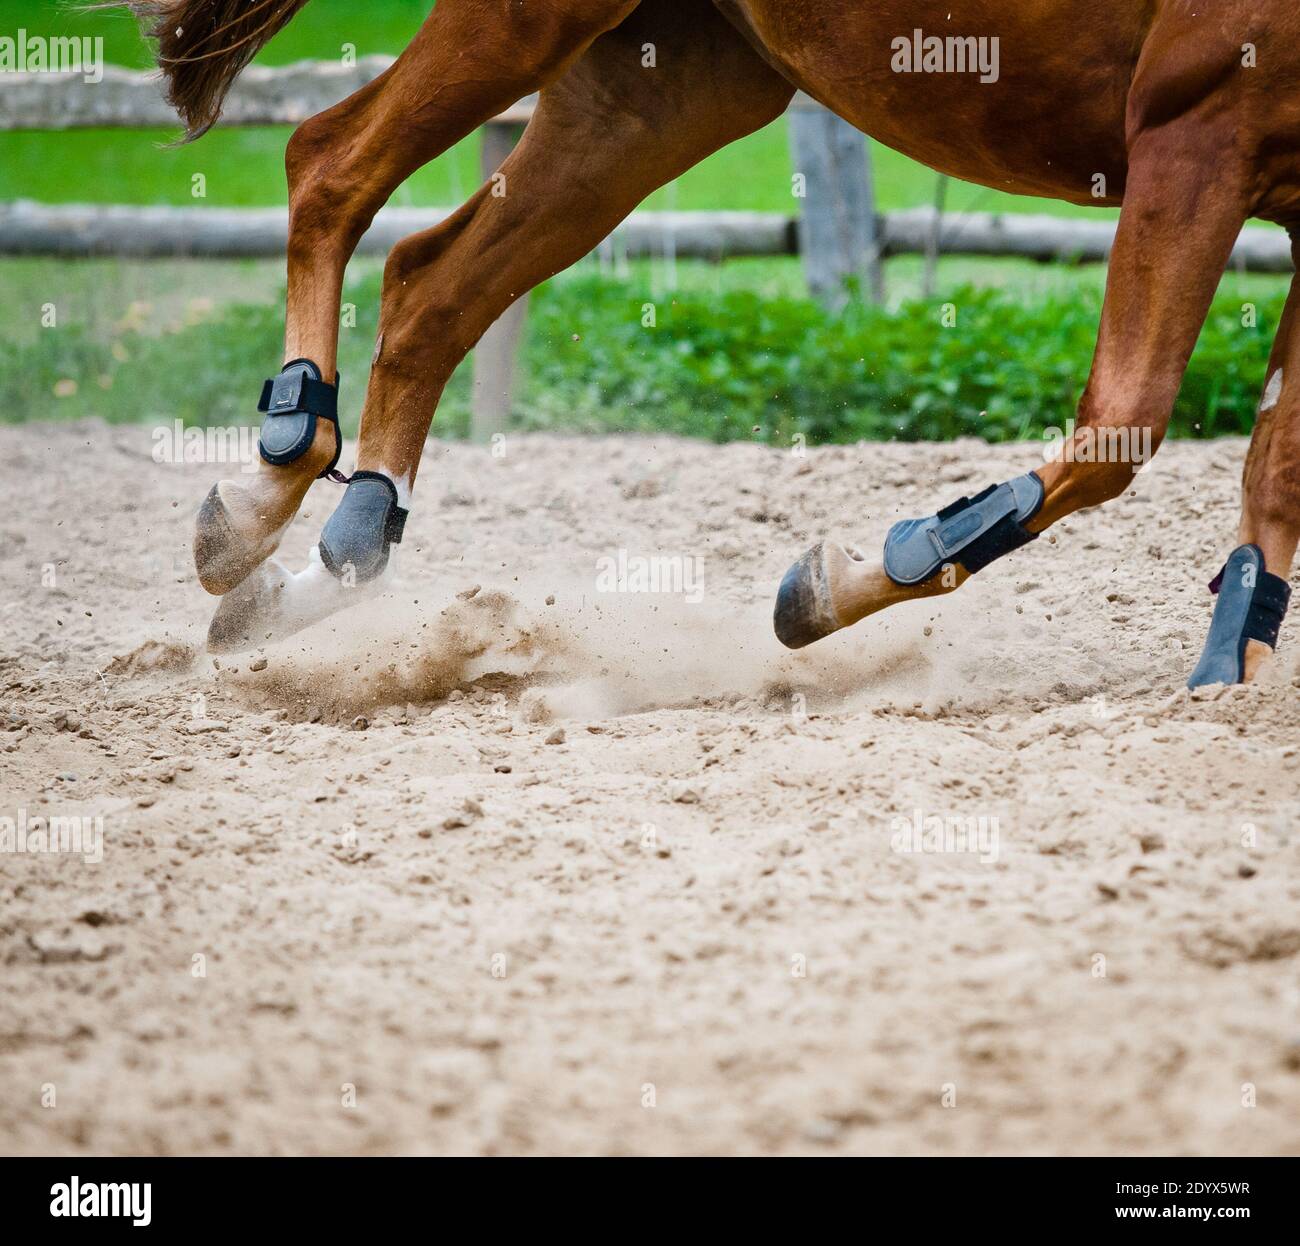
(776, 120), (1250, 655)
(193, 0), (639, 596)
(205, 2), (794, 651)
(1187, 250), (1300, 686)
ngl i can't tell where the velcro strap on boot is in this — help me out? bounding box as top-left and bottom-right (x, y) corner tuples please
(1189, 544), (1292, 687)
(883, 472), (1045, 586)
(257, 358), (343, 478)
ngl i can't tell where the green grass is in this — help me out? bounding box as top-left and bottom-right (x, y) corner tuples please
(3, 0), (1115, 219)
(1, 254), (1286, 444)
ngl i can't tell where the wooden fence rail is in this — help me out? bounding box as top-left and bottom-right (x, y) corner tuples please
(3, 200), (1289, 270)
(0, 201), (795, 259)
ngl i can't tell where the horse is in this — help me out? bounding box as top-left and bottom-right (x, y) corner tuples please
(118, 0), (1298, 685)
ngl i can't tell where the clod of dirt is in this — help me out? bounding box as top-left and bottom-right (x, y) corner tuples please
(104, 639), (194, 675)
(26, 928), (116, 964)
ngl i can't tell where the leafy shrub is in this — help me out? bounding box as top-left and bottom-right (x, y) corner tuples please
(520, 277), (1280, 443)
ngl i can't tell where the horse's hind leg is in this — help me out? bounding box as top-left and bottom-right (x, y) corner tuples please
(205, 1), (793, 651)
(194, 0), (639, 596)
(776, 114), (1251, 657)
(1188, 249), (1300, 686)
(319, 9), (790, 576)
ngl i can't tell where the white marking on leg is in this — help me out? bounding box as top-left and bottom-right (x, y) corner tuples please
(273, 546), (391, 635)
(373, 464), (415, 509)
(1260, 368), (1284, 412)
(220, 468), (411, 647)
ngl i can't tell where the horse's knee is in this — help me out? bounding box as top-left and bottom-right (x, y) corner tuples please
(284, 108), (330, 185)
(377, 215), (486, 365)
(286, 110), (377, 257)
(382, 229), (439, 300)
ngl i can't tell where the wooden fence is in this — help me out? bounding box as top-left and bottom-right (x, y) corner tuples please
(11, 199), (1290, 268)
(4, 60), (1292, 438)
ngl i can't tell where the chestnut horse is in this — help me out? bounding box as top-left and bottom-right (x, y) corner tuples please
(122, 0), (1298, 684)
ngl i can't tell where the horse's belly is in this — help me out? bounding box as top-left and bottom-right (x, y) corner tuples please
(718, 0), (1145, 205)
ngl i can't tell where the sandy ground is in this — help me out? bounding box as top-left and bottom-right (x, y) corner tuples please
(2, 420), (1299, 1157)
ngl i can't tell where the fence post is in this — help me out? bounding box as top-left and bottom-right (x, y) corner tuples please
(923, 174), (950, 298)
(788, 98), (883, 308)
(471, 121), (529, 443)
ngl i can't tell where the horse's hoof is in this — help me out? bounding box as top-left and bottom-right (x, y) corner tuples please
(206, 558), (290, 654)
(774, 542), (844, 649)
(206, 549), (382, 654)
(194, 483), (278, 597)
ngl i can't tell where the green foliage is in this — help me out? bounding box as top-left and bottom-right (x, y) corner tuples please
(1, 267), (1282, 445)
(519, 276), (1279, 444)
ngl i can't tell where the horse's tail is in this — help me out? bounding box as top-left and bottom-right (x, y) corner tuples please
(110, 1), (317, 141)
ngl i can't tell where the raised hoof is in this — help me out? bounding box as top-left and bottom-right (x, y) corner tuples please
(206, 558), (291, 654)
(194, 483), (279, 597)
(774, 542), (842, 650)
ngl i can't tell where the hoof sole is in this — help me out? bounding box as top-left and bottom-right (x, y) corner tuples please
(194, 484), (275, 597)
(774, 543), (841, 650)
